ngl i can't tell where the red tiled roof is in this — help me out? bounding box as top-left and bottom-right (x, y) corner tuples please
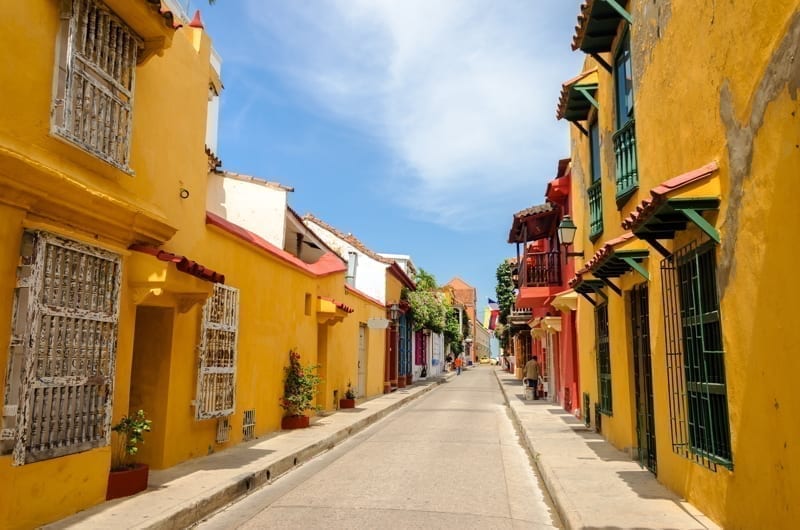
(576, 232), (636, 276)
(206, 211), (347, 278)
(621, 162), (719, 232)
(303, 213), (394, 265)
(508, 203), (559, 244)
(318, 296), (354, 313)
(571, 1), (593, 51)
(130, 244), (225, 283)
(571, 0), (627, 53)
(388, 262), (416, 290)
(556, 68), (598, 120)
(144, 0), (182, 30)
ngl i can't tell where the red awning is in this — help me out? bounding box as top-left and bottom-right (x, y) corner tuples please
(129, 244), (225, 284)
(318, 296), (354, 313)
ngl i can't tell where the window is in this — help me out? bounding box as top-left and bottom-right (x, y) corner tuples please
(588, 120), (603, 240)
(662, 241), (732, 469)
(51, 0), (141, 171)
(2, 231), (122, 465)
(612, 31), (638, 201)
(195, 284), (239, 419)
(589, 120), (601, 183)
(614, 34), (634, 128)
(595, 303), (612, 415)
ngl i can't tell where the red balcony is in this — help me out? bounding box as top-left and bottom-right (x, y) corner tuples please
(521, 251), (562, 287)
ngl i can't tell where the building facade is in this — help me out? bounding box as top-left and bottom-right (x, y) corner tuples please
(560, 1), (800, 526)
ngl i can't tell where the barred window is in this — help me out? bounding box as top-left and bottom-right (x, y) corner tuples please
(1, 231), (121, 465)
(51, 0), (141, 171)
(662, 241), (732, 470)
(596, 303), (612, 415)
(195, 284), (239, 420)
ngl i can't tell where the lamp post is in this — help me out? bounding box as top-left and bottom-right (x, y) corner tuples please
(558, 215), (583, 260)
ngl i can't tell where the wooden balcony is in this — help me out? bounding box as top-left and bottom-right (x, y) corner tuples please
(520, 251), (562, 288)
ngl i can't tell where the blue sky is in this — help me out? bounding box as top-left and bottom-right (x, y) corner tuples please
(198, 0), (584, 315)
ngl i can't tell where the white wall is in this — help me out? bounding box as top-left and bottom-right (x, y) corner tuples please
(206, 174), (288, 248)
(304, 222), (387, 303)
(429, 333), (445, 377)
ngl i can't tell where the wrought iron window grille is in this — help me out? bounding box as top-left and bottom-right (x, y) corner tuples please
(661, 240), (732, 471)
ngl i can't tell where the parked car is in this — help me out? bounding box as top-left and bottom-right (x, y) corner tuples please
(479, 356), (491, 364)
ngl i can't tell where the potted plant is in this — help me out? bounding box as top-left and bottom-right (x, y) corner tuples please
(339, 380), (356, 409)
(280, 350), (322, 429)
(106, 409), (152, 500)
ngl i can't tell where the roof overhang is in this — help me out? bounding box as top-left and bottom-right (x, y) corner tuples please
(572, 0), (631, 53)
(557, 69), (600, 122)
(551, 289), (578, 312)
(578, 232), (650, 293)
(317, 296), (354, 325)
(622, 162), (721, 254)
(127, 245), (217, 312)
(508, 203), (559, 243)
(104, 0), (181, 63)
(568, 276), (608, 306)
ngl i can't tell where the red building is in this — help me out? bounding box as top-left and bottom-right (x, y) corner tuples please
(506, 159), (580, 414)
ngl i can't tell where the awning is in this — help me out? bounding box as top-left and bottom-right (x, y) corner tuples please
(622, 162), (721, 254)
(578, 232), (650, 290)
(556, 69), (599, 122)
(569, 276), (608, 306)
(542, 316), (562, 332)
(551, 289), (578, 312)
(317, 296), (354, 325)
(130, 244), (225, 283)
(571, 0), (631, 54)
(508, 203), (559, 243)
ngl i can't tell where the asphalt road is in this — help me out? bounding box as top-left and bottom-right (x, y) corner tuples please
(195, 366), (562, 529)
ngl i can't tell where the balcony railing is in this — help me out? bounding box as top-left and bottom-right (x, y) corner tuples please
(588, 180), (603, 239)
(613, 118), (638, 202)
(522, 251), (562, 287)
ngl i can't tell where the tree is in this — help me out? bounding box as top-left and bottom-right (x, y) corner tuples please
(405, 269), (447, 333)
(496, 261), (514, 325)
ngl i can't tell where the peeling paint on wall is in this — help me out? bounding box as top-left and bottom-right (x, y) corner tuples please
(718, 11), (800, 293)
(635, 0), (672, 77)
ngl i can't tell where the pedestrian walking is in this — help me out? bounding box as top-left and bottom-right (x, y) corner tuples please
(524, 355), (540, 399)
(454, 355), (463, 375)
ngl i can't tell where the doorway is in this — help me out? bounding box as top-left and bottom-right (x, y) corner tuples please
(129, 306), (174, 469)
(357, 324), (367, 397)
(631, 283), (657, 473)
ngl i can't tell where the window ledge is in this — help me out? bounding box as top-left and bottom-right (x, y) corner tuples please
(615, 185), (638, 209)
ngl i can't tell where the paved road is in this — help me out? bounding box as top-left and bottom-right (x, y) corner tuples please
(196, 366), (561, 529)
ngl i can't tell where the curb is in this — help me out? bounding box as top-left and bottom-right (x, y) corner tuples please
(149, 378), (448, 529)
(492, 369), (578, 530)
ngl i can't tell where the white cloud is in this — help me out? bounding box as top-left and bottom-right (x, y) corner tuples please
(243, 0), (583, 226)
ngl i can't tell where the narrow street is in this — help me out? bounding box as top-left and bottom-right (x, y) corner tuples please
(196, 367), (561, 529)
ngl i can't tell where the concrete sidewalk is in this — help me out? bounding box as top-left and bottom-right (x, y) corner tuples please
(494, 369), (720, 530)
(46, 375), (453, 530)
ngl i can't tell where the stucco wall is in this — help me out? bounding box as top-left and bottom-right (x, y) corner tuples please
(569, 2), (800, 527)
(206, 174), (288, 248)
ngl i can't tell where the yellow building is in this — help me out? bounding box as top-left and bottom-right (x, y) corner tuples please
(0, 2), (388, 527)
(560, 1), (800, 527)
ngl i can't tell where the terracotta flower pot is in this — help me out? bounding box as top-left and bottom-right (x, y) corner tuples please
(339, 398), (356, 409)
(281, 415), (310, 430)
(107, 463), (149, 500)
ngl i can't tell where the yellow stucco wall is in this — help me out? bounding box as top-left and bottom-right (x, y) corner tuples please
(569, 3), (800, 527)
(0, 2), (389, 527)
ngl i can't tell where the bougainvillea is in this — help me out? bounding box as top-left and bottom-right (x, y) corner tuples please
(280, 350), (322, 417)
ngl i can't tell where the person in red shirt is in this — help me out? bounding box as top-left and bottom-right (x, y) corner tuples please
(454, 355), (463, 375)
